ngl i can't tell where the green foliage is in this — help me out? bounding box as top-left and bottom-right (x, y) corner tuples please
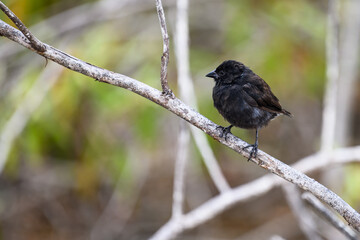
(344, 165), (360, 207)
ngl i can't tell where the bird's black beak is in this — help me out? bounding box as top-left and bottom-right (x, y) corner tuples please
(206, 70), (218, 79)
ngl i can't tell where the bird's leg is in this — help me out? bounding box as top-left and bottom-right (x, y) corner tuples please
(216, 125), (233, 140)
(243, 128), (259, 161)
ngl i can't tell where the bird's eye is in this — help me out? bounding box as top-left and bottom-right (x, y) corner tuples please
(218, 71), (225, 76)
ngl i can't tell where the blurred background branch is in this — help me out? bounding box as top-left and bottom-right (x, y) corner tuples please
(321, 0), (339, 152)
(282, 184), (322, 240)
(302, 192), (359, 240)
(172, 122), (189, 219)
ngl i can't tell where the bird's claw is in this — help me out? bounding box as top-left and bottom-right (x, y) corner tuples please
(216, 125), (232, 140)
(243, 144), (258, 161)
(162, 89), (175, 99)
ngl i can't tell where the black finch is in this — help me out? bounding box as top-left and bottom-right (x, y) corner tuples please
(206, 60), (292, 160)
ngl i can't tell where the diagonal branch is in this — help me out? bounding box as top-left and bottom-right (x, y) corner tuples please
(0, 15), (359, 234)
(155, 0), (173, 96)
(150, 147), (360, 240)
(303, 193), (359, 240)
(282, 184), (322, 240)
(0, 1), (46, 52)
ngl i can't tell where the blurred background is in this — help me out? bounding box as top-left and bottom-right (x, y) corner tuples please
(0, 0), (359, 239)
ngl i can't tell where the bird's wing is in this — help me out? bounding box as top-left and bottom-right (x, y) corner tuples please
(241, 79), (284, 114)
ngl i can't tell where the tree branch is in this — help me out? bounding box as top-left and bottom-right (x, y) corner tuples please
(303, 193), (359, 240)
(155, 0), (173, 96)
(282, 184), (322, 240)
(172, 122), (189, 219)
(336, 0), (360, 145)
(0, 1), (46, 52)
(1, 9), (360, 235)
(321, 0), (339, 151)
(150, 147), (360, 239)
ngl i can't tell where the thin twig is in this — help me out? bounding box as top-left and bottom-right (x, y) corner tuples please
(282, 184), (322, 240)
(172, 122), (189, 219)
(320, 0), (342, 203)
(321, 0), (339, 151)
(155, 0), (173, 97)
(0, 1), (46, 52)
(336, 0), (360, 146)
(1, 18), (360, 232)
(190, 128), (231, 192)
(174, 0), (230, 192)
(302, 193), (359, 240)
(171, 0), (191, 219)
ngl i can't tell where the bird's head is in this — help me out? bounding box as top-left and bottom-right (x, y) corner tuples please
(206, 60), (246, 84)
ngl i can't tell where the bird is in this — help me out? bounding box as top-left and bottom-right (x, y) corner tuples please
(206, 60), (292, 160)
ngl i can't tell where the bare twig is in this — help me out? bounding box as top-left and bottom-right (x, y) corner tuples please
(320, 0), (342, 199)
(321, 0), (339, 151)
(282, 184), (322, 240)
(174, 0), (230, 192)
(302, 193), (359, 240)
(0, 1), (46, 52)
(171, 0), (191, 220)
(155, 0), (173, 96)
(172, 0), (191, 219)
(191, 129), (231, 192)
(172, 122), (189, 219)
(336, 0), (360, 146)
(1, 15), (360, 233)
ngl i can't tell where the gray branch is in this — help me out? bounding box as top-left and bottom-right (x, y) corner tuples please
(0, 1), (46, 52)
(302, 193), (359, 240)
(1, 12), (360, 235)
(151, 148), (360, 240)
(283, 184), (322, 240)
(321, 0), (339, 151)
(172, 122), (189, 219)
(155, 0), (173, 96)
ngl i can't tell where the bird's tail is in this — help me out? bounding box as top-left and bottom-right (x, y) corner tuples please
(282, 109), (293, 118)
